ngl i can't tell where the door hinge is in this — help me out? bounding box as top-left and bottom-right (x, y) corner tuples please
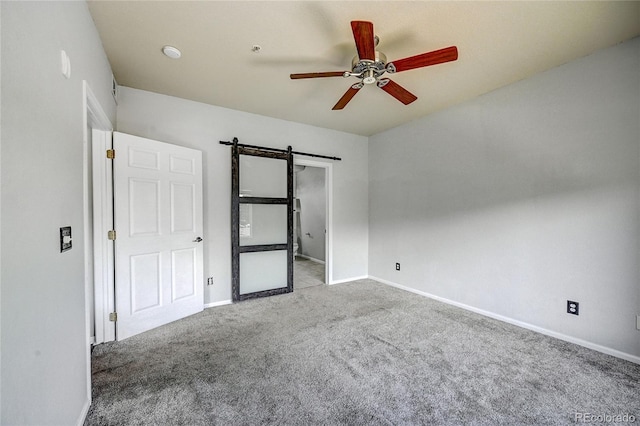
(109, 312), (117, 322)
(107, 230), (116, 240)
(106, 149), (115, 159)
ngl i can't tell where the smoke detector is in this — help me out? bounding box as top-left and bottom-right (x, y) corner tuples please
(162, 45), (181, 59)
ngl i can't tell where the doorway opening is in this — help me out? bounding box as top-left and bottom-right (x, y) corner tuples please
(293, 159), (332, 288)
(83, 81), (114, 405)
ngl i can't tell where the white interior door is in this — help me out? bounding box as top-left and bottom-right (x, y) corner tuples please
(114, 132), (204, 340)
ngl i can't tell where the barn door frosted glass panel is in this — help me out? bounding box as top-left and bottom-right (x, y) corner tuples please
(239, 204), (287, 246)
(239, 251), (288, 295)
(239, 155), (287, 198)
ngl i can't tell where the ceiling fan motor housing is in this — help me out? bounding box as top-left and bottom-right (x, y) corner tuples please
(351, 51), (387, 84)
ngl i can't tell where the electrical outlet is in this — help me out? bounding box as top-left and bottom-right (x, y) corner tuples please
(395, 263), (400, 271)
(636, 315), (640, 330)
(207, 277), (214, 286)
(567, 300), (579, 315)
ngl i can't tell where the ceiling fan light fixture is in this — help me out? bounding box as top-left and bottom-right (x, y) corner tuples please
(162, 45), (181, 59)
(362, 69), (377, 84)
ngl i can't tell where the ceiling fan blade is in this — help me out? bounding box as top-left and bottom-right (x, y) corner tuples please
(290, 71), (346, 79)
(332, 84), (362, 110)
(388, 46), (458, 73)
(351, 21), (376, 61)
(377, 79), (417, 105)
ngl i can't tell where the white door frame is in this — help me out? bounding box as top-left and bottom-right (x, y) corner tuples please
(83, 81), (114, 348)
(292, 158), (333, 285)
(91, 128), (115, 344)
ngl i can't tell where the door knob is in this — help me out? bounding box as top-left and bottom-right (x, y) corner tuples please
(193, 237), (203, 243)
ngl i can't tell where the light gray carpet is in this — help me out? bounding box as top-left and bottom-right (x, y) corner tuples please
(85, 280), (639, 425)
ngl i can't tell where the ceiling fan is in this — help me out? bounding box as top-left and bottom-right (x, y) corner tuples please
(290, 20), (458, 110)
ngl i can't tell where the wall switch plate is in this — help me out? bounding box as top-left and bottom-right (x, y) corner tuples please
(567, 300), (579, 315)
(60, 226), (72, 252)
(636, 315), (640, 331)
(207, 277), (214, 286)
(395, 263), (400, 271)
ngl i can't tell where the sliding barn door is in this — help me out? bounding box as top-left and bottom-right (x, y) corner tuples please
(231, 144), (293, 301)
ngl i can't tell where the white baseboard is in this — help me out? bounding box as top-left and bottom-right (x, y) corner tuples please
(296, 254), (325, 265)
(76, 397), (91, 426)
(370, 275), (640, 365)
(204, 300), (232, 309)
(329, 275), (369, 285)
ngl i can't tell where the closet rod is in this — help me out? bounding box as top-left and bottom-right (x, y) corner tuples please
(219, 137), (342, 161)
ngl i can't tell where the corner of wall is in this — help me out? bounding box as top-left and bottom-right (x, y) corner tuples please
(366, 37), (640, 361)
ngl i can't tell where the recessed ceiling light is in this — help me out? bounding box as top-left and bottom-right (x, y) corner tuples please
(162, 45), (181, 59)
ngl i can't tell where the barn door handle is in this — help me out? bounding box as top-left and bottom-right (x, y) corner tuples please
(193, 237), (203, 243)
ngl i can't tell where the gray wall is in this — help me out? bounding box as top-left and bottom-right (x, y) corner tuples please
(1, 1), (116, 424)
(116, 87), (369, 303)
(296, 166), (326, 262)
(369, 37), (640, 359)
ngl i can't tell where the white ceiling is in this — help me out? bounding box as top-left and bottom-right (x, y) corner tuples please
(87, 1), (640, 136)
